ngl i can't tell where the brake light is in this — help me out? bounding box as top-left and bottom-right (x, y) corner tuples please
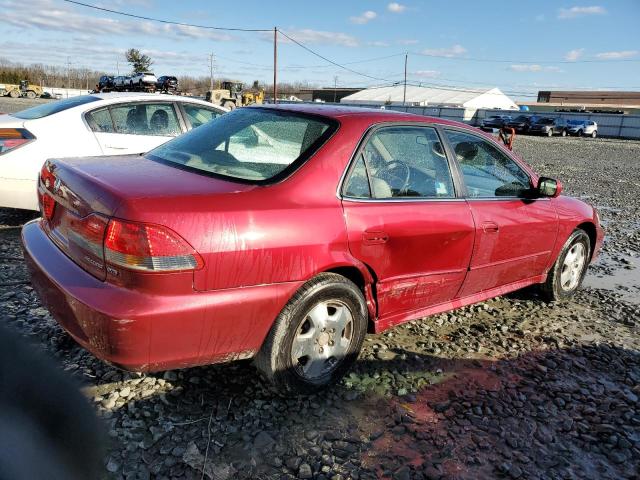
(41, 193), (55, 220)
(40, 163), (56, 190)
(104, 219), (203, 272)
(0, 128), (34, 154)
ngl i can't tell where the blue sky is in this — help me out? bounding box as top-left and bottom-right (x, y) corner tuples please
(0, 0), (638, 99)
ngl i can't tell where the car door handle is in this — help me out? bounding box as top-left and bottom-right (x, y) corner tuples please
(481, 221), (499, 233)
(105, 145), (128, 150)
(363, 230), (389, 245)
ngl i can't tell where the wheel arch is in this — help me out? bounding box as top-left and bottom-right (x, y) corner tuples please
(319, 261), (379, 332)
(576, 221), (597, 261)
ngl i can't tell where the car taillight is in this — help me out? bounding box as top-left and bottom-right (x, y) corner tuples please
(0, 128), (34, 154)
(39, 163), (57, 220)
(104, 219), (204, 272)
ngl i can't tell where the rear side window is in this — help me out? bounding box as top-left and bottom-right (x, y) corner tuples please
(86, 108), (114, 132)
(13, 95), (101, 120)
(149, 108), (336, 183)
(183, 104), (222, 129)
(344, 126), (454, 199)
(109, 103), (181, 136)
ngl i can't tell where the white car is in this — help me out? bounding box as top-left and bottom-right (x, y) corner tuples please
(129, 72), (158, 90)
(113, 76), (130, 89)
(0, 92), (226, 211)
(567, 119), (598, 138)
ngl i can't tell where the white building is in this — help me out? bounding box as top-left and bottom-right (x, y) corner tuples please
(341, 85), (518, 111)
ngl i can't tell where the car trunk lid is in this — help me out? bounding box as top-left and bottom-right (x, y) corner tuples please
(39, 154), (254, 281)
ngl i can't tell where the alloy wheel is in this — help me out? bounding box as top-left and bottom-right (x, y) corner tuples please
(291, 300), (354, 380)
(560, 243), (586, 291)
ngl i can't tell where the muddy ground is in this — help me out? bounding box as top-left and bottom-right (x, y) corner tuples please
(1, 135), (639, 480)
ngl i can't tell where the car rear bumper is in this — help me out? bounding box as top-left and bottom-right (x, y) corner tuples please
(0, 176), (38, 210)
(22, 219), (302, 372)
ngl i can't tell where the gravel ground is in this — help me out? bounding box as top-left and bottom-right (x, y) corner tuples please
(1, 135), (639, 480)
(0, 96), (52, 114)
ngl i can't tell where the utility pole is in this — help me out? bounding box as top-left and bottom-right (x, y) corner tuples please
(333, 76), (338, 103)
(273, 27), (278, 104)
(67, 57), (71, 98)
(117, 58), (120, 75)
(403, 52), (408, 106)
(208, 53), (214, 91)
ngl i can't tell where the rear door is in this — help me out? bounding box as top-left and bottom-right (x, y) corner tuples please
(86, 102), (185, 155)
(442, 128), (558, 297)
(341, 124), (475, 320)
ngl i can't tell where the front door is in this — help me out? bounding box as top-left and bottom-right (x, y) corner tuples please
(341, 125), (475, 320)
(442, 128), (558, 297)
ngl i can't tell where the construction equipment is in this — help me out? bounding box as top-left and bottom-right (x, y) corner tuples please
(0, 81), (43, 99)
(205, 81), (264, 109)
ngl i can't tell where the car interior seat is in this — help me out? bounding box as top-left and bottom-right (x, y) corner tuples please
(126, 108), (148, 134)
(149, 109), (170, 135)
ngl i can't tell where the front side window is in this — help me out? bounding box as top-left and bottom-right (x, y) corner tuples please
(444, 129), (531, 198)
(109, 103), (181, 136)
(183, 104), (222, 129)
(344, 125), (454, 199)
(149, 108), (336, 183)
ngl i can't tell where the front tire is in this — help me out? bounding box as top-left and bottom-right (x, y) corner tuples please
(547, 129), (553, 137)
(577, 129), (584, 137)
(561, 129), (567, 137)
(255, 273), (368, 394)
(591, 130), (597, 138)
(540, 229), (591, 302)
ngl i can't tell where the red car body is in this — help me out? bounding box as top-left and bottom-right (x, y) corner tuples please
(22, 104), (604, 372)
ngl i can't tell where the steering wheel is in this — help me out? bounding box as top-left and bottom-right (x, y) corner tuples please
(378, 160), (411, 194)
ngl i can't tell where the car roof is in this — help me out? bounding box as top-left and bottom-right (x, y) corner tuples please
(253, 103), (465, 128)
(88, 92), (223, 108)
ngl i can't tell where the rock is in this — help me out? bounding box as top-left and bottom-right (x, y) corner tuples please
(376, 350), (396, 361)
(298, 463), (313, 479)
(254, 431), (275, 451)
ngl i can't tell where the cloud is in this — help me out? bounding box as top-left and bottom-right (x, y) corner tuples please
(0, 0), (232, 41)
(422, 44), (466, 58)
(509, 64), (562, 72)
(350, 10), (377, 24)
(558, 5), (606, 19)
(595, 50), (638, 59)
(275, 29), (359, 47)
(397, 39), (419, 45)
(564, 48), (585, 61)
(387, 2), (406, 13)
(413, 70), (440, 78)
(368, 41), (390, 47)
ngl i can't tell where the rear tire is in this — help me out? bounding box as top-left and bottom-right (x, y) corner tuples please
(26, 90), (36, 99)
(255, 273), (368, 394)
(9, 89), (19, 98)
(577, 129), (584, 137)
(540, 229), (591, 302)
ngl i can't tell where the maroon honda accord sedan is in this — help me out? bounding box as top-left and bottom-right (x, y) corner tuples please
(23, 104), (604, 392)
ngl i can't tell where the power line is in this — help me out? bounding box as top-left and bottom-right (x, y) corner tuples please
(60, 0), (272, 32)
(277, 29), (396, 83)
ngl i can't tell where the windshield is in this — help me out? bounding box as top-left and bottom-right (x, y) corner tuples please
(513, 116), (528, 122)
(13, 95), (100, 120)
(148, 108), (337, 183)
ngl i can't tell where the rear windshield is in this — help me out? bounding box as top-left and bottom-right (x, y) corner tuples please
(13, 95), (100, 119)
(148, 108), (337, 183)
(537, 118), (554, 125)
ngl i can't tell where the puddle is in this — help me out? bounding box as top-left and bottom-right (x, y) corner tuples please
(584, 254), (640, 304)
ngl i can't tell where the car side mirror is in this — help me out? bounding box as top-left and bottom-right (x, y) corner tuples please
(537, 177), (562, 198)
